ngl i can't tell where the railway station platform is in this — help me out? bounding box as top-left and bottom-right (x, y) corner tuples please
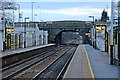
(63, 44), (119, 79)
(0, 44), (56, 68)
(0, 44), (55, 58)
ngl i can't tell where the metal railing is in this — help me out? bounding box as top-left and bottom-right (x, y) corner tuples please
(5, 34), (45, 50)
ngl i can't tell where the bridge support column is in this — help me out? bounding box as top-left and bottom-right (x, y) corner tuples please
(59, 33), (62, 44)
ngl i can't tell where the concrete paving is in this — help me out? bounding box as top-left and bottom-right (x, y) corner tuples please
(63, 45), (94, 78)
(0, 44), (55, 58)
(63, 44), (119, 79)
(85, 45), (119, 79)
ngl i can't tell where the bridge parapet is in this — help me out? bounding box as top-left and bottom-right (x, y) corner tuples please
(38, 20), (92, 29)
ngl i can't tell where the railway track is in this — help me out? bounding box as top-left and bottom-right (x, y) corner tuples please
(14, 45), (77, 80)
(1, 46), (57, 72)
(2, 45), (77, 80)
(2, 45), (67, 80)
(32, 46), (77, 80)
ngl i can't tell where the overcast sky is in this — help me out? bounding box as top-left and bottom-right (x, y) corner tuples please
(14, 1), (111, 22)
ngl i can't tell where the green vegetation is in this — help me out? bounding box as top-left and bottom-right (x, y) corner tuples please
(101, 9), (109, 22)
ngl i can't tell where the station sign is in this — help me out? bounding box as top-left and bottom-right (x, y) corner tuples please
(6, 28), (14, 32)
(96, 25), (105, 31)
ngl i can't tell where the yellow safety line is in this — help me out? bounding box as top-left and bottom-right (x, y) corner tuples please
(83, 45), (95, 80)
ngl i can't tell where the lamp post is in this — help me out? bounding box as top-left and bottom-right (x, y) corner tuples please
(118, 1), (120, 66)
(21, 11), (23, 22)
(34, 14), (37, 22)
(89, 16), (96, 49)
(32, 2), (35, 22)
(1, 3), (5, 51)
(110, 0), (114, 65)
(104, 24), (107, 52)
(106, 5), (108, 15)
(17, 4), (20, 22)
(33, 14), (37, 46)
(24, 17), (29, 48)
(38, 6), (41, 21)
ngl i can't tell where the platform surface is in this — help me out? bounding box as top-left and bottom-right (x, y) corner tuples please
(63, 44), (119, 79)
(63, 45), (93, 78)
(85, 45), (118, 78)
(0, 44), (55, 58)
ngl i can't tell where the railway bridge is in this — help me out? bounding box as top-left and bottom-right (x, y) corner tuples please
(15, 20), (92, 44)
(38, 20), (92, 44)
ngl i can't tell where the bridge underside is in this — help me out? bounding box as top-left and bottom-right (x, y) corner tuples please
(40, 28), (90, 44)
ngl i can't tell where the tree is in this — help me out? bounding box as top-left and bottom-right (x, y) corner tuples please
(101, 9), (109, 22)
(95, 19), (98, 21)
